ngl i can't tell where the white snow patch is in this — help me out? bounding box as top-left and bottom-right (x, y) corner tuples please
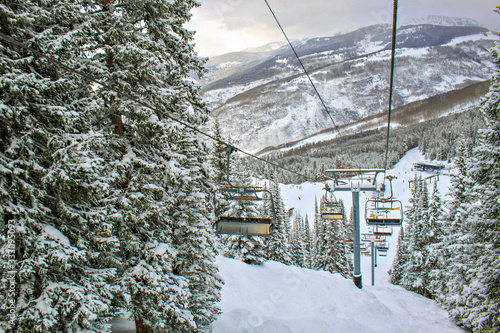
(443, 32), (496, 47)
(42, 225), (70, 246)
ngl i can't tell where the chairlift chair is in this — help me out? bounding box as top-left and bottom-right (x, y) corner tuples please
(373, 225), (393, 236)
(365, 175), (403, 226)
(320, 189), (344, 220)
(365, 198), (403, 225)
(213, 145), (276, 236)
(376, 241), (389, 251)
(321, 201), (344, 220)
(214, 186), (276, 236)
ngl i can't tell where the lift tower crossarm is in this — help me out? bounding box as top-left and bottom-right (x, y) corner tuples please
(324, 169), (385, 192)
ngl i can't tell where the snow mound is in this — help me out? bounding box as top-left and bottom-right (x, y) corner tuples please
(212, 256), (460, 333)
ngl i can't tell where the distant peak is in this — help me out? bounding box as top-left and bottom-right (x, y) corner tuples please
(401, 15), (479, 27)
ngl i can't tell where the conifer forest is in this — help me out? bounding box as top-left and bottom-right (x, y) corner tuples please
(1, 1), (499, 332)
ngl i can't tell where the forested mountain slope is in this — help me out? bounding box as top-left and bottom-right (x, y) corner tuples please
(199, 19), (495, 153)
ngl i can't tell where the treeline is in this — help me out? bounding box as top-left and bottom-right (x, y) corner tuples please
(388, 44), (500, 331)
(247, 107), (485, 183)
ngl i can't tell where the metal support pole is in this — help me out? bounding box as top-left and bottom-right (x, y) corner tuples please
(371, 241), (375, 286)
(352, 190), (362, 289)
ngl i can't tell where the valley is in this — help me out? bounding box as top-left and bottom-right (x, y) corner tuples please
(198, 19), (495, 153)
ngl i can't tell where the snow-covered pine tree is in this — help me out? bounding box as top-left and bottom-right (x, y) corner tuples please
(78, 0), (222, 331)
(313, 195), (351, 277)
(311, 196), (320, 264)
(265, 180), (291, 265)
(339, 200), (353, 278)
(303, 215), (312, 269)
(290, 212), (306, 267)
(210, 120), (229, 188)
(452, 26), (500, 331)
(402, 177), (430, 294)
(438, 140), (476, 316)
(426, 183), (446, 299)
(389, 227), (408, 285)
(390, 174), (420, 286)
(403, 181), (444, 299)
(0, 1), (121, 331)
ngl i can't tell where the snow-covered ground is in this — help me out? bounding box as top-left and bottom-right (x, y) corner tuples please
(112, 148), (460, 332)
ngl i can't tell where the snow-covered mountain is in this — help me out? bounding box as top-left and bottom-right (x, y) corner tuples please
(199, 19), (496, 153)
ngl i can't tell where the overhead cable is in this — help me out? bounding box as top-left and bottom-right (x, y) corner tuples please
(383, 0), (399, 173)
(264, 0), (337, 129)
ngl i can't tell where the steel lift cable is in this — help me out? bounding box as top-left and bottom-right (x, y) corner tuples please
(0, 32), (314, 183)
(264, 0), (337, 129)
(383, 0), (399, 175)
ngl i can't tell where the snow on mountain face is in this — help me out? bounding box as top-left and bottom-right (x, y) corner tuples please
(200, 21), (495, 153)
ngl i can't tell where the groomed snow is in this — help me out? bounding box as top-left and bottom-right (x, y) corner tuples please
(212, 256), (460, 333)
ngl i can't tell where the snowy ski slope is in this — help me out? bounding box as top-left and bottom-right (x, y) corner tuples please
(112, 148), (459, 332)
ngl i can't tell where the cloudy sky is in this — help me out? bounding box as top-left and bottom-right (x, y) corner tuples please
(187, 0), (500, 57)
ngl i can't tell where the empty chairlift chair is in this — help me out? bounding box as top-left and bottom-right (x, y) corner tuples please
(321, 201), (344, 220)
(214, 186), (276, 236)
(213, 145), (276, 236)
(320, 187), (345, 220)
(365, 175), (403, 226)
(365, 198), (403, 226)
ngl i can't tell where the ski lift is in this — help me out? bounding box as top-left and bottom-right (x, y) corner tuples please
(213, 145), (276, 236)
(365, 175), (403, 226)
(376, 241), (389, 251)
(321, 185), (344, 220)
(373, 225), (393, 236)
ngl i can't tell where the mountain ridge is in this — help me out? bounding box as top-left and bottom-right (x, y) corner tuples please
(199, 19), (495, 153)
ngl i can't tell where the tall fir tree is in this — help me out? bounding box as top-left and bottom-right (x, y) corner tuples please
(401, 180), (430, 295)
(452, 24), (500, 331)
(424, 183), (446, 299)
(390, 174), (420, 286)
(290, 212), (307, 267)
(265, 180), (291, 265)
(438, 140), (476, 319)
(0, 1), (121, 331)
(303, 215), (313, 269)
(1, 0), (223, 331)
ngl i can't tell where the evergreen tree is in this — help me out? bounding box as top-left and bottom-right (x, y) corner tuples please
(439, 140), (476, 317)
(453, 28), (500, 331)
(82, 0), (222, 330)
(265, 180), (291, 265)
(0, 1), (223, 331)
(402, 182), (444, 299)
(311, 196), (320, 264)
(390, 175), (420, 286)
(339, 200), (353, 278)
(303, 215), (313, 269)
(0, 1), (119, 331)
(402, 178), (431, 295)
(290, 212), (306, 267)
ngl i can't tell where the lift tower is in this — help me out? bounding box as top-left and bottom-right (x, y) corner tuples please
(324, 169), (385, 289)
